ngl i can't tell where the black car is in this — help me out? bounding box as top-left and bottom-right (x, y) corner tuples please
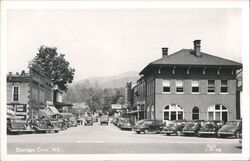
(198, 120), (224, 137)
(163, 120), (186, 136)
(217, 120), (242, 138)
(84, 117), (94, 126)
(182, 120), (204, 136)
(133, 119), (162, 134)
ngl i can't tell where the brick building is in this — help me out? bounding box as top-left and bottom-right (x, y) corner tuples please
(7, 68), (55, 120)
(128, 40), (242, 123)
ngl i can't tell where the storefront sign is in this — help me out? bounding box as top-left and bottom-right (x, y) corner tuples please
(7, 104), (27, 120)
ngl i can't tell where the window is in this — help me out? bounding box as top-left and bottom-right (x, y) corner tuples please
(207, 105), (228, 122)
(163, 104), (184, 122)
(192, 107), (199, 120)
(192, 80), (199, 93)
(13, 86), (19, 101)
(208, 80), (215, 93)
(162, 80), (171, 93)
(221, 80), (228, 93)
(176, 80), (184, 93)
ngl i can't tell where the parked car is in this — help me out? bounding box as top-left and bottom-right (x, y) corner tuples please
(7, 117), (34, 134)
(217, 120), (242, 138)
(69, 116), (78, 127)
(182, 120), (204, 136)
(84, 116), (94, 126)
(163, 120), (186, 136)
(197, 120), (224, 137)
(118, 118), (133, 130)
(100, 115), (109, 125)
(112, 117), (120, 126)
(29, 118), (59, 133)
(133, 119), (162, 134)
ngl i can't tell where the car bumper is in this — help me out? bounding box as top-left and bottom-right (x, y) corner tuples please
(218, 132), (235, 135)
(164, 130), (174, 134)
(182, 130), (195, 134)
(198, 131), (216, 135)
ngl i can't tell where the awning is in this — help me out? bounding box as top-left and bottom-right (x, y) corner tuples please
(127, 110), (145, 114)
(48, 106), (59, 114)
(38, 109), (53, 118)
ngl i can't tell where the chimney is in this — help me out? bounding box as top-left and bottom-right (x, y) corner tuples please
(21, 70), (25, 76)
(162, 48), (168, 58)
(193, 40), (201, 57)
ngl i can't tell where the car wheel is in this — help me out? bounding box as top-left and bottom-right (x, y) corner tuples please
(166, 133), (170, 136)
(235, 131), (240, 138)
(176, 130), (182, 136)
(55, 130), (58, 133)
(136, 131), (141, 134)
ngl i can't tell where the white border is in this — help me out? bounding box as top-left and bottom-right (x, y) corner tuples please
(1, 0), (249, 161)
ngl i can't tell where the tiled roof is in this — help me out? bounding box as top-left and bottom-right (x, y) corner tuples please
(140, 49), (242, 74)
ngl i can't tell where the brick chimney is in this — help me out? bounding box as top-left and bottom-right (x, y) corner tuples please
(193, 40), (201, 57)
(162, 48), (168, 58)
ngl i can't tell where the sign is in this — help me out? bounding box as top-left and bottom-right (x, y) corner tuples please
(15, 104), (27, 112)
(111, 104), (122, 109)
(7, 104), (27, 120)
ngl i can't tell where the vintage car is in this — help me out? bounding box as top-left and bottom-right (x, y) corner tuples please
(7, 117), (34, 134)
(69, 117), (78, 127)
(84, 116), (94, 126)
(133, 119), (162, 134)
(163, 120), (186, 136)
(100, 115), (109, 125)
(29, 118), (60, 133)
(111, 117), (119, 126)
(117, 118), (133, 130)
(58, 119), (68, 130)
(182, 120), (204, 136)
(217, 120), (242, 138)
(197, 120), (224, 137)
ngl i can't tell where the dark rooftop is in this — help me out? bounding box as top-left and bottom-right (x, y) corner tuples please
(140, 49), (242, 75)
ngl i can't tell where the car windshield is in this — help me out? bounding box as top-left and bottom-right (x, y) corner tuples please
(135, 120), (145, 126)
(226, 121), (239, 125)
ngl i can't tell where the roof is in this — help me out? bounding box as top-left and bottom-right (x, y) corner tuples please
(140, 49), (242, 74)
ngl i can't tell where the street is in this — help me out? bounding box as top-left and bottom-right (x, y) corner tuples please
(7, 122), (242, 154)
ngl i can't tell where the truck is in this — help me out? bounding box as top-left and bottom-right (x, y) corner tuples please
(100, 115), (109, 125)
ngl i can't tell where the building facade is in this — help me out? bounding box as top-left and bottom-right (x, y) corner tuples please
(133, 40), (242, 123)
(7, 68), (54, 120)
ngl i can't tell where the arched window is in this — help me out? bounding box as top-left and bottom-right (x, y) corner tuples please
(208, 104), (228, 122)
(192, 107), (199, 120)
(163, 104), (184, 122)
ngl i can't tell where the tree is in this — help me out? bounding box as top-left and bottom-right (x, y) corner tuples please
(29, 46), (75, 91)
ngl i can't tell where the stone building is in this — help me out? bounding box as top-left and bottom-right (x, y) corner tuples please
(129, 40), (242, 123)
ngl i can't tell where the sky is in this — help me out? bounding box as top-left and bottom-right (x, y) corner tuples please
(7, 8), (242, 81)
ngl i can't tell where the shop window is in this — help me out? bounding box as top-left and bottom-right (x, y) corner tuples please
(207, 105), (228, 122)
(162, 80), (171, 93)
(192, 107), (199, 120)
(208, 80), (215, 93)
(192, 80), (199, 93)
(163, 104), (184, 122)
(13, 86), (19, 101)
(176, 80), (184, 93)
(221, 80), (228, 93)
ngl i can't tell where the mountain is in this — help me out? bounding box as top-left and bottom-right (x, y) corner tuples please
(71, 71), (139, 89)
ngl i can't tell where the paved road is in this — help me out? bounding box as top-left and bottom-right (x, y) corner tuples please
(7, 122), (242, 154)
